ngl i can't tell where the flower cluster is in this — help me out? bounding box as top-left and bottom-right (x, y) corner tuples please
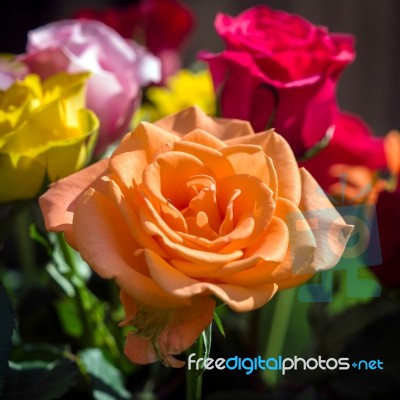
(1, 3), (398, 399)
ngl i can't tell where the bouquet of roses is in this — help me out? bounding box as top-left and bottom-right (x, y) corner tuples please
(1, 1), (399, 399)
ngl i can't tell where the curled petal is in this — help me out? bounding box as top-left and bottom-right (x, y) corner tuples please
(39, 158), (108, 246)
(109, 122), (179, 189)
(144, 249), (277, 312)
(73, 182), (187, 308)
(299, 168), (353, 271)
(123, 295), (215, 367)
(155, 105), (255, 140)
(226, 130), (301, 205)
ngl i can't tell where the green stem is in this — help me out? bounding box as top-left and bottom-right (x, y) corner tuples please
(57, 233), (95, 345)
(262, 287), (297, 387)
(186, 334), (204, 400)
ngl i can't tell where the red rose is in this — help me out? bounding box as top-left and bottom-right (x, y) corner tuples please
(300, 113), (387, 191)
(200, 5), (355, 156)
(74, 0), (194, 80)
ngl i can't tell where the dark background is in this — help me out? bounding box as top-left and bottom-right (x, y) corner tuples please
(1, 0), (399, 138)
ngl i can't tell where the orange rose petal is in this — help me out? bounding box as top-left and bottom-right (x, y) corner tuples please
(185, 212), (219, 241)
(157, 296), (215, 365)
(266, 155), (279, 202)
(142, 165), (188, 233)
(118, 290), (138, 327)
(179, 128), (227, 150)
(124, 334), (159, 365)
(109, 122), (179, 189)
(170, 258), (221, 278)
(218, 218), (290, 286)
(155, 105), (255, 140)
(155, 230), (243, 265)
(108, 179), (170, 257)
(73, 187), (187, 308)
(218, 175), (274, 226)
(220, 144), (272, 186)
(270, 197), (317, 279)
(170, 256), (252, 278)
(124, 296), (215, 367)
(383, 129), (400, 175)
(244, 217), (289, 261)
(183, 214), (256, 253)
(226, 130), (301, 206)
(219, 189), (240, 236)
(171, 250), (277, 279)
(299, 168), (353, 271)
(139, 198), (189, 246)
(140, 190), (224, 253)
(276, 273), (314, 290)
(139, 200), (217, 253)
(173, 138), (234, 179)
(219, 259), (279, 287)
(218, 214), (256, 253)
(263, 249), (313, 284)
(221, 213), (254, 239)
(143, 151), (208, 211)
(184, 183), (221, 234)
(210, 116), (255, 140)
(215, 282), (278, 312)
(145, 249), (278, 312)
(217, 174), (275, 251)
(39, 158), (109, 248)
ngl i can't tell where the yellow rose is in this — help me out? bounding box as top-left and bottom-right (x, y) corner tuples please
(138, 69), (216, 122)
(0, 73), (98, 203)
(40, 106), (352, 366)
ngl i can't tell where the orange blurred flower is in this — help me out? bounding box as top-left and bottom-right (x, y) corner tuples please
(40, 106), (352, 366)
(328, 130), (400, 204)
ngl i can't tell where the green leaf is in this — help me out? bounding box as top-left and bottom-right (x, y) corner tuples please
(213, 310), (225, 337)
(0, 284), (16, 394)
(297, 125), (334, 162)
(202, 323), (212, 361)
(46, 262), (75, 297)
(2, 358), (79, 400)
(78, 348), (131, 400)
(192, 324), (213, 378)
(10, 343), (68, 363)
(29, 223), (53, 256)
(55, 298), (83, 337)
(52, 233), (91, 283)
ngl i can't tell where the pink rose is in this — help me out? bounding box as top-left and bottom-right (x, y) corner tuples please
(19, 20), (161, 154)
(0, 55), (28, 90)
(200, 5), (355, 156)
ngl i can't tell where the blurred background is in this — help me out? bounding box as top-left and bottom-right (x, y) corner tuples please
(1, 0), (399, 138)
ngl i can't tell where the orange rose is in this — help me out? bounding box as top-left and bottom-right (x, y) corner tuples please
(40, 106), (352, 367)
